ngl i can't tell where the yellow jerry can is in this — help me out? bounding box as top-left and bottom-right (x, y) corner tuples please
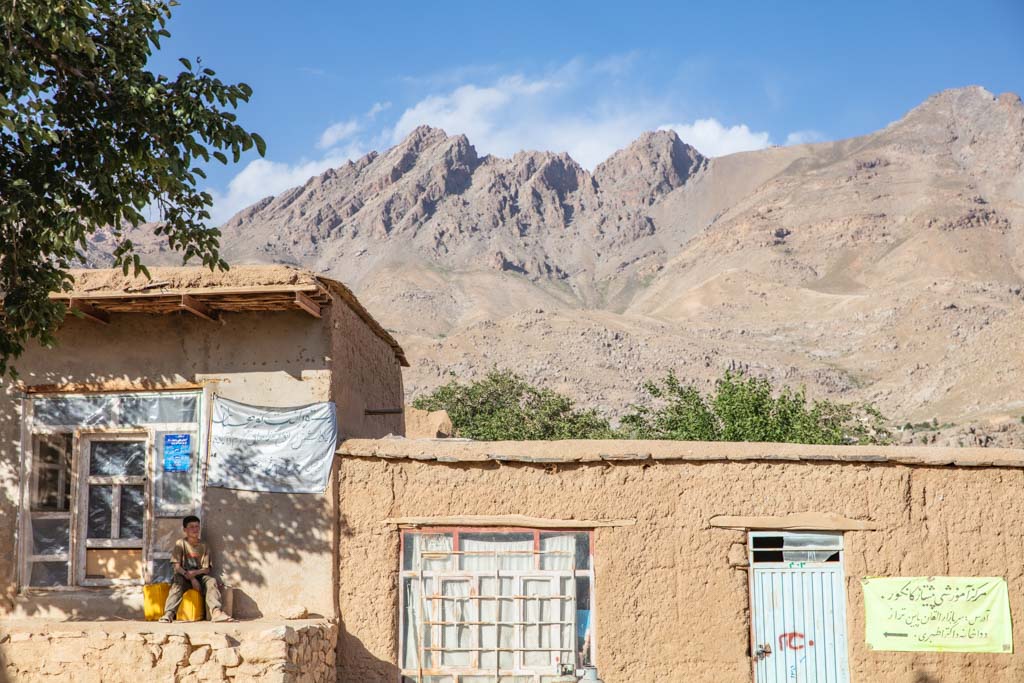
(143, 583), (204, 621)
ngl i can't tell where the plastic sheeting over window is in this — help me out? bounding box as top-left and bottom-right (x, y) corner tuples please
(32, 519), (70, 555)
(29, 561), (69, 587)
(120, 395), (198, 424)
(33, 394), (197, 427)
(23, 391), (202, 589)
(33, 396), (115, 426)
(89, 441), (146, 477)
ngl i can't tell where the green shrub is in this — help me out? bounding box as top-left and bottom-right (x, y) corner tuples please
(412, 369), (615, 440)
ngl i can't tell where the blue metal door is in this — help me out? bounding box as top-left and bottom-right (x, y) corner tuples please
(749, 531), (850, 683)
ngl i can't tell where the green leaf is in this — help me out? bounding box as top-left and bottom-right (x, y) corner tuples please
(252, 132), (266, 156)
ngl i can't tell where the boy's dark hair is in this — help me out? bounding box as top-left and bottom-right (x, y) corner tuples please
(182, 515), (200, 528)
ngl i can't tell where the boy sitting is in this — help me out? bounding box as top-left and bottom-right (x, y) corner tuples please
(159, 515), (234, 623)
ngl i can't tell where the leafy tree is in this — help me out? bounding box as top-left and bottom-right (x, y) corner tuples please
(1, 0), (265, 374)
(621, 370), (891, 445)
(412, 369), (616, 440)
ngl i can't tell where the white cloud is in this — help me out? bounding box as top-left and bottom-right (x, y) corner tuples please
(209, 142), (365, 224)
(784, 129), (826, 146)
(318, 119), (360, 149)
(208, 57), (831, 221)
(367, 101), (391, 118)
(388, 70), (659, 168)
(659, 119), (772, 157)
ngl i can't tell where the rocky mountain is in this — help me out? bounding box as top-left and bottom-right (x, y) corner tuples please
(104, 86), (1024, 445)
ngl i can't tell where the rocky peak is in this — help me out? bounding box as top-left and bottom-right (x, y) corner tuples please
(883, 86), (1024, 160)
(593, 129), (705, 205)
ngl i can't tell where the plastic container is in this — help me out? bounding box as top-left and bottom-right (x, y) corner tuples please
(142, 583), (204, 621)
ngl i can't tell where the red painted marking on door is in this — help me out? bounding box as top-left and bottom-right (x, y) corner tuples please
(779, 632), (808, 650)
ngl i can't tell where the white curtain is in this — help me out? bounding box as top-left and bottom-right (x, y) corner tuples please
(523, 578), (554, 668)
(411, 533), (454, 571)
(479, 576), (516, 670)
(540, 533), (577, 571)
(440, 580), (472, 668)
(461, 534), (534, 571)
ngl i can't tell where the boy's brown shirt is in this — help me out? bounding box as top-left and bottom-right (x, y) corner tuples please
(171, 538), (210, 572)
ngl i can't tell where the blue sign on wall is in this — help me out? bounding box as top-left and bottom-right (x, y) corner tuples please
(163, 433), (191, 472)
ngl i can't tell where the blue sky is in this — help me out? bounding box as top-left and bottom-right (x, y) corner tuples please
(149, 0), (1024, 223)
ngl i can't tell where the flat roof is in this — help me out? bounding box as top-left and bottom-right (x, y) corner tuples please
(50, 265), (407, 366)
(338, 437), (1024, 468)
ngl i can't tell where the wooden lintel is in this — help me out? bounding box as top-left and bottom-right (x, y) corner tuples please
(383, 515), (636, 529)
(23, 380), (204, 395)
(179, 294), (219, 322)
(69, 299), (110, 325)
(295, 291), (322, 318)
(709, 512), (880, 531)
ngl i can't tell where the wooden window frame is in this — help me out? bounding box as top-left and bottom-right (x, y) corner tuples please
(16, 389), (208, 592)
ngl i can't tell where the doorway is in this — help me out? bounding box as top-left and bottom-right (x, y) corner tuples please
(748, 530), (850, 683)
(75, 433), (150, 586)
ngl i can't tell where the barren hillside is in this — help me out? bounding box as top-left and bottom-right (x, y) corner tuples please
(97, 86), (1024, 445)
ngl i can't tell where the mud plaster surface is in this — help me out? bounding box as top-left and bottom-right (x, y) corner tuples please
(64, 264), (320, 294)
(336, 456), (1024, 683)
(1, 293), (403, 620)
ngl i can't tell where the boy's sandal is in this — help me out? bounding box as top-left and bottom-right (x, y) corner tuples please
(211, 612), (236, 623)
(158, 615), (173, 623)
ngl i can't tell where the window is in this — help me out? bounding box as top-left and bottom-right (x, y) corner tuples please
(20, 391), (205, 589)
(399, 528), (595, 683)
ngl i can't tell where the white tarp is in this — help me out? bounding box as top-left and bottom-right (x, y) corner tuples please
(207, 397), (338, 493)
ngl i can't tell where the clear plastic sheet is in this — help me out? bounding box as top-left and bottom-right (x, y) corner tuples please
(119, 485), (145, 539)
(87, 485), (113, 538)
(151, 558), (173, 583)
(29, 560), (68, 587)
(31, 436), (72, 512)
(120, 395), (198, 424)
(33, 396), (114, 426)
(89, 441), (146, 476)
(31, 518), (70, 555)
(34, 394), (199, 427)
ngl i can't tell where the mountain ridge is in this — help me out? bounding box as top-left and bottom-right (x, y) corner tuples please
(96, 86), (1024, 445)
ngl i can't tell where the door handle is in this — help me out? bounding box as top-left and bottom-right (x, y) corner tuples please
(754, 643), (772, 660)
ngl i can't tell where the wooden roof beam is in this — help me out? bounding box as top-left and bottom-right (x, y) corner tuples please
(179, 295), (219, 322)
(69, 299), (110, 325)
(294, 291), (322, 318)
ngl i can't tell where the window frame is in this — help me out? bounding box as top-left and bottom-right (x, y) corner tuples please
(397, 526), (597, 683)
(16, 388), (210, 591)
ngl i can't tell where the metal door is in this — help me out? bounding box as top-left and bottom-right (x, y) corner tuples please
(749, 531), (850, 683)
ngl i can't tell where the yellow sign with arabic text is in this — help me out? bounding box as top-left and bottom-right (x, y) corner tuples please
(863, 577), (1012, 653)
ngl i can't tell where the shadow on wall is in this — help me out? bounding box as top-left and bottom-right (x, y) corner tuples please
(203, 448), (331, 592)
(914, 674), (941, 683)
(337, 621), (401, 683)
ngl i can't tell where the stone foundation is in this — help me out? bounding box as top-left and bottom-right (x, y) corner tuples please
(0, 619), (338, 682)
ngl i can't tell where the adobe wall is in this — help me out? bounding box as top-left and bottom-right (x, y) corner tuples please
(336, 455), (1024, 683)
(0, 310), (336, 619)
(327, 300), (405, 439)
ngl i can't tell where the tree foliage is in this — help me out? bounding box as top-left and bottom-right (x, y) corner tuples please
(620, 370), (891, 445)
(412, 369), (616, 440)
(414, 368), (892, 444)
(0, 0), (264, 374)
